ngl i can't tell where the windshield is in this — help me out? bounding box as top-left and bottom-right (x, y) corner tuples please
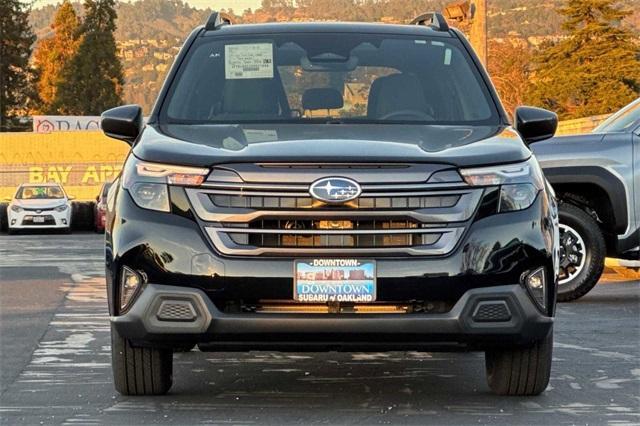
(593, 98), (640, 133)
(161, 32), (499, 125)
(16, 185), (65, 199)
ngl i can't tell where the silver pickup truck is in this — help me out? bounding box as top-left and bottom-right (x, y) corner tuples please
(533, 98), (639, 301)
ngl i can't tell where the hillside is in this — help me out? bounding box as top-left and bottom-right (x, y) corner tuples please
(28, 0), (571, 40)
(29, 0), (639, 113)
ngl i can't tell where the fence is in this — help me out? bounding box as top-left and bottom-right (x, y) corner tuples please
(555, 114), (610, 135)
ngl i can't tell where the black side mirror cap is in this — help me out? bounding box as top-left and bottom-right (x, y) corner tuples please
(514, 106), (558, 146)
(101, 104), (143, 145)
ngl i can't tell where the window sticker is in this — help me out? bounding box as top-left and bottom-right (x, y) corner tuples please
(225, 43), (274, 79)
(444, 48), (452, 66)
(244, 129), (278, 142)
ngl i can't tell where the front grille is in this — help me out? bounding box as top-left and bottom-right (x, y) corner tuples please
(210, 194), (460, 210)
(229, 219), (440, 249)
(21, 207), (54, 212)
(187, 163), (483, 256)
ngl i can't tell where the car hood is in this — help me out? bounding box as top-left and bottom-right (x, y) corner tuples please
(133, 124), (531, 168)
(12, 199), (67, 209)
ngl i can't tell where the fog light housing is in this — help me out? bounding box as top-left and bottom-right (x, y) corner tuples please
(61, 219), (67, 225)
(525, 267), (546, 311)
(120, 266), (145, 311)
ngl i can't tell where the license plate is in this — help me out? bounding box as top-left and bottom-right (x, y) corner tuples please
(33, 216), (45, 223)
(294, 259), (376, 303)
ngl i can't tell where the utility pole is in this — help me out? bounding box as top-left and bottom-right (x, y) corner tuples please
(469, 0), (488, 67)
(444, 0), (488, 67)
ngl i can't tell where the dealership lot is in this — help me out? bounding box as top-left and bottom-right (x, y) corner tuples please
(0, 233), (638, 425)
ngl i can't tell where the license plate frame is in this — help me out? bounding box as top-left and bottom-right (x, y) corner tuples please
(294, 259), (376, 303)
(33, 216), (45, 223)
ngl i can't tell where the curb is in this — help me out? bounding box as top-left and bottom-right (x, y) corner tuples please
(605, 258), (640, 280)
(605, 258), (640, 269)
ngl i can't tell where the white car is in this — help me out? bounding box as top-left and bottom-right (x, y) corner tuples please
(6, 183), (73, 234)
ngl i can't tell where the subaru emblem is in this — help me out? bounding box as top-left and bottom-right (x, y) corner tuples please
(309, 177), (362, 203)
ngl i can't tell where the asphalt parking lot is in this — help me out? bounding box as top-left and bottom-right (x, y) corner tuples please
(0, 233), (638, 425)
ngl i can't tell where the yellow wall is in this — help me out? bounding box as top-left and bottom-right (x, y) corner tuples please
(0, 131), (130, 201)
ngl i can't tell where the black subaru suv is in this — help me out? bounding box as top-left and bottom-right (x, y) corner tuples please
(101, 12), (560, 396)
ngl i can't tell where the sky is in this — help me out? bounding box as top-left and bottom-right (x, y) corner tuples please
(34, 0), (263, 10)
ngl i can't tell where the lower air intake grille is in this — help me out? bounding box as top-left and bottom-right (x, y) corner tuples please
(156, 300), (197, 322)
(472, 301), (512, 322)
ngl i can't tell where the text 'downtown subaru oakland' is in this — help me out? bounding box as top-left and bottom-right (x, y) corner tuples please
(101, 12), (560, 396)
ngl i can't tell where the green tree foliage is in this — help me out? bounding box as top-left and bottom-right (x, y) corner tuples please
(528, 0), (640, 119)
(56, 0), (124, 115)
(33, 0), (81, 113)
(0, 0), (36, 131)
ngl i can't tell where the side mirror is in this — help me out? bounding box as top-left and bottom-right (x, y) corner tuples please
(3, 197), (11, 202)
(101, 104), (143, 145)
(514, 106), (558, 146)
(68, 196), (76, 201)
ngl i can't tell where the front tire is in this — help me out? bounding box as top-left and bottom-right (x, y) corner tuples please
(557, 203), (605, 302)
(485, 330), (553, 396)
(111, 324), (173, 395)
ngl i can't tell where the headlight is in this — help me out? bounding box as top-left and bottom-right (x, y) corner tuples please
(54, 204), (68, 212)
(10, 205), (23, 213)
(122, 157), (209, 212)
(460, 158), (544, 212)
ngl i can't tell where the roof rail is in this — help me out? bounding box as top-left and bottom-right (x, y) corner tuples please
(409, 12), (450, 32)
(205, 11), (233, 31)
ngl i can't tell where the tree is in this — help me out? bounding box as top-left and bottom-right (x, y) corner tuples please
(56, 0), (124, 115)
(528, 0), (640, 119)
(0, 0), (36, 131)
(33, 0), (81, 113)
(488, 39), (533, 115)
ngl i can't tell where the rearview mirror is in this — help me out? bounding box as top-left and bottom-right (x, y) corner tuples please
(101, 104), (143, 145)
(514, 106), (558, 146)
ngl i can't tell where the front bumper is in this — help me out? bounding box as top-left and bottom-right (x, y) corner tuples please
(112, 283), (553, 351)
(8, 208), (71, 229)
(107, 181), (557, 351)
